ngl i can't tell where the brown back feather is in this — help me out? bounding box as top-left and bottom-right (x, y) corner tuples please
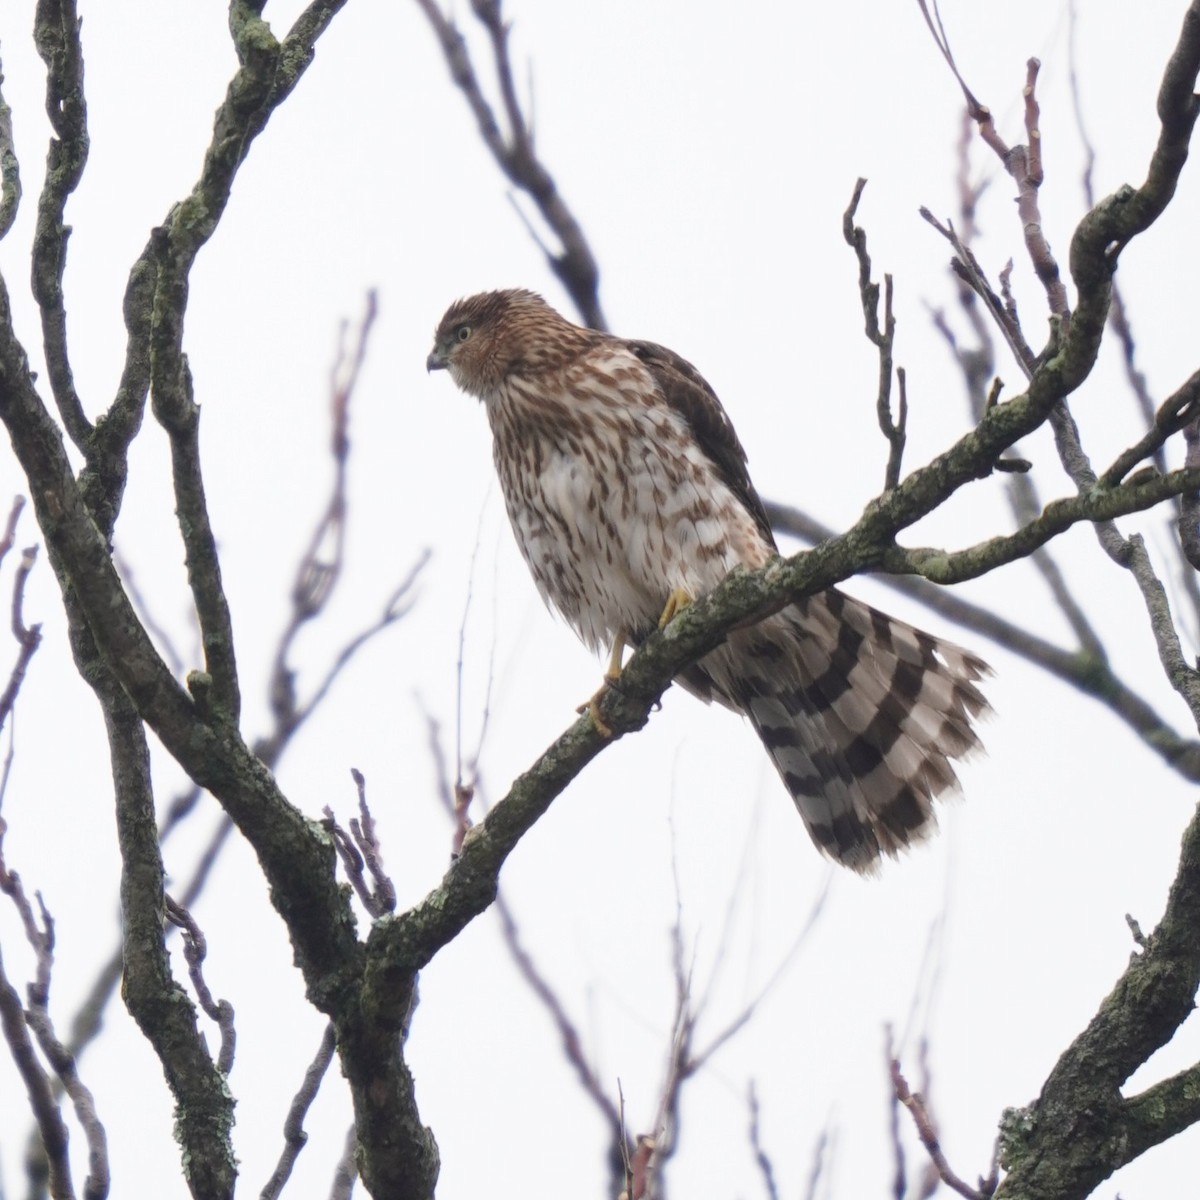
(624, 339), (776, 549)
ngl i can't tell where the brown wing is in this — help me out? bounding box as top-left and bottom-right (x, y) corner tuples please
(624, 339), (777, 550)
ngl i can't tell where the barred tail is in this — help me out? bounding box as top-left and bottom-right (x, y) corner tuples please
(708, 588), (991, 872)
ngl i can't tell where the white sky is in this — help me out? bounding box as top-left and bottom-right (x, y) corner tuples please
(1, 1), (1198, 1197)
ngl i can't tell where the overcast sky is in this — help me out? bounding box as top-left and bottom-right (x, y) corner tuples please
(1, 2), (1198, 1197)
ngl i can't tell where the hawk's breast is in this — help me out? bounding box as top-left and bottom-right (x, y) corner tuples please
(487, 349), (773, 654)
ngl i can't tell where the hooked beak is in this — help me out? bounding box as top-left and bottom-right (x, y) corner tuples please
(426, 349), (447, 373)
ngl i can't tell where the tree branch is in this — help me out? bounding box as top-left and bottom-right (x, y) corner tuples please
(32, 0), (91, 447)
(414, 0), (606, 328)
(0, 46), (21, 242)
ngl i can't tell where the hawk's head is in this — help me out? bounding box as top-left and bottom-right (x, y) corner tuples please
(427, 289), (590, 398)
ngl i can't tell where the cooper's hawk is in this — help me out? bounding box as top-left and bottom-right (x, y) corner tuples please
(427, 289), (989, 871)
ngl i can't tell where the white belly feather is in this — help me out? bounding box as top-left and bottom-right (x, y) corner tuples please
(488, 349), (772, 654)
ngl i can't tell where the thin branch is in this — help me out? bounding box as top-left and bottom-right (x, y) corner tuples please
(329, 1124), (359, 1200)
(260, 1022), (338, 1200)
(843, 180), (906, 489)
(264, 294), (428, 758)
(892, 1058), (993, 1200)
(925, 119), (1111, 664)
(149, 282), (242, 724)
(164, 895), (236, 1076)
(1101, 368), (1200, 487)
(494, 889), (623, 1134)
(802, 1123), (834, 1200)
(1011, 58), (1070, 320)
(0, 946), (74, 1200)
(324, 770), (397, 920)
(887, 1031), (907, 1200)
(0, 545), (42, 736)
(414, 0), (605, 328)
(747, 1083), (780, 1200)
(424, 716), (627, 1152)
(919, 209), (1038, 376)
(0, 833), (108, 1199)
(690, 874), (830, 1071)
(919, 7), (1069, 327)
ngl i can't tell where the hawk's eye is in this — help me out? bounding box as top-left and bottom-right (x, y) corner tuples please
(456, 325), (472, 343)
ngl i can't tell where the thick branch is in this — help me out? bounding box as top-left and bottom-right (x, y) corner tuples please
(998, 785), (1200, 1197)
(0, 50), (21, 241)
(105, 676), (236, 1198)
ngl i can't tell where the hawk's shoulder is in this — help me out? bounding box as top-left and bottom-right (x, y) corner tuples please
(622, 338), (776, 548)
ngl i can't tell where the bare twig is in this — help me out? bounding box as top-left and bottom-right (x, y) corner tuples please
(747, 1083), (780, 1200)
(617, 1081), (634, 1200)
(0, 544), (42, 737)
(925, 119), (1115, 667)
(886, 1030), (907, 1200)
(843, 180), (906, 489)
(323, 771), (397, 919)
(414, 0), (605, 328)
(164, 895), (236, 1077)
(918, 6), (1068, 327)
(1102, 369), (1200, 487)
(919, 210), (1037, 376)
(802, 1122), (834, 1200)
(1012, 58), (1070, 320)
(1, 837), (108, 1199)
(690, 874), (830, 1071)
(0, 946), (74, 1200)
(494, 889), (622, 1133)
(891, 1057), (994, 1199)
(260, 1022), (338, 1200)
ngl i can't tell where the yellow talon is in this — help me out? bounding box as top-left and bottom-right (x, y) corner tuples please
(658, 587), (693, 629)
(579, 689), (615, 738)
(576, 631), (628, 738)
(576, 601), (686, 736)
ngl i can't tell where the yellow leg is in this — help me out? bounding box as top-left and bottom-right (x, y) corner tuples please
(577, 631), (628, 737)
(658, 586), (693, 629)
(576, 593), (691, 737)
(603, 634), (626, 682)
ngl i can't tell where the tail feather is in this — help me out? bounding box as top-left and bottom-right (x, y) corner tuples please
(702, 588), (990, 872)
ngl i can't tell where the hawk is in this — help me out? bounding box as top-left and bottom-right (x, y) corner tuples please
(427, 289), (989, 871)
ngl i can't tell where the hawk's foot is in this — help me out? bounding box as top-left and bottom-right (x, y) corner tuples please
(658, 587), (694, 629)
(577, 684), (616, 738)
(575, 632), (628, 738)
